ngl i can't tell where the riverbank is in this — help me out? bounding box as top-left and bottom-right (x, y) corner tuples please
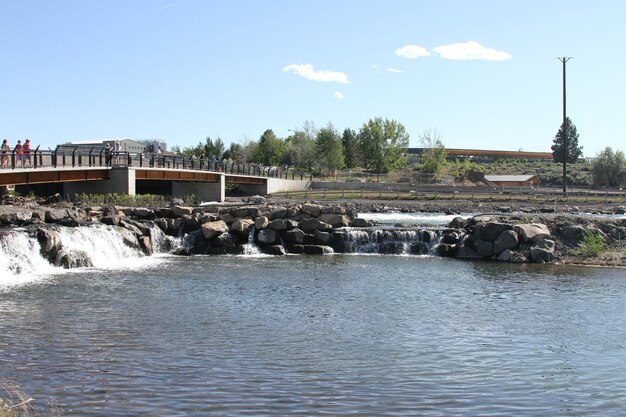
(2, 193), (625, 268)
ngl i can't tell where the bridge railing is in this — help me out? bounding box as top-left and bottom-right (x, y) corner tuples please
(1, 146), (310, 180)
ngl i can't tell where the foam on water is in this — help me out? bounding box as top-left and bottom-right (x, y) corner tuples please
(359, 212), (465, 226)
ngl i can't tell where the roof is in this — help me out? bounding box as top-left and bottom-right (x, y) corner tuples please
(484, 175), (538, 182)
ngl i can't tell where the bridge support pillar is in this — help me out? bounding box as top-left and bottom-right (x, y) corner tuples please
(63, 168), (136, 200)
(172, 174), (225, 203)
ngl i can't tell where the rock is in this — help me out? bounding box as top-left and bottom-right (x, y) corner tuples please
(182, 214), (200, 229)
(268, 219), (288, 231)
(283, 228), (305, 244)
(201, 220), (229, 239)
(37, 227), (63, 261)
(220, 213), (235, 224)
(497, 249), (514, 262)
(265, 245), (287, 255)
(455, 246), (482, 259)
(257, 229), (277, 244)
(513, 223), (551, 243)
(246, 195), (267, 205)
(559, 225), (586, 246)
(230, 218), (254, 236)
(139, 236), (153, 256)
(123, 219), (152, 236)
(45, 209), (68, 223)
(213, 232), (239, 248)
(57, 250), (93, 269)
(472, 238), (494, 258)
(171, 205), (194, 217)
(317, 213), (351, 228)
(255, 216), (269, 230)
(155, 208), (174, 218)
(270, 206), (288, 220)
(154, 218), (168, 232)
(230, 207), (260, 219)
(299, 218), (333, 232)
(313, 229), (333, 244)
(421, 230), (437, 243)
(530, 247), (553, 263)
(442, 231), (461, 244)
(320, 206), (345, 215)
(351, 218), (370, 227)
(166, 218), (183, 235)
(301, 203), (322, 217)
(116, 226), (141, 249)
(171, 246), (193, 256)
(493, 230), (519, 255)
(449, 216), (468, 229)
(303, 245), (334, 254)
(510, 251), (529, 263)
(436, 243), (456, 257)
(473, 222), (513, 242)
(101, 214), (121, 226)
(535, 238), (556, 252)
(133, 207), (154, 219)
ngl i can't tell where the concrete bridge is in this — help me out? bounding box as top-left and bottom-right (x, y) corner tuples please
(0, 147), (309, 202)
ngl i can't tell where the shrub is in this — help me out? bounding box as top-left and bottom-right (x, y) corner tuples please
(571, 231), (607, 257)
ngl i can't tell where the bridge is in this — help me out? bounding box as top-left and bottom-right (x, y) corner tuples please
(0, 147), (309, 202)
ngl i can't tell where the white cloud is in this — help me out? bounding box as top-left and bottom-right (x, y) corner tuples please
(370, 64), (379, 70)
(387, 68), (403, 73)
(433, 41), (511, 61)
(395, 44), (430, 59)
(283, 64), (350, 84)
(333, 91), (344, 99)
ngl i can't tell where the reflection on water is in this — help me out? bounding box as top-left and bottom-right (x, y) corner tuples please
(1, 256), (625, 416)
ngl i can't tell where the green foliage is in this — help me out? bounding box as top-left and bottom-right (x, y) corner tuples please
(419, 129), (447, 174)
(450, 158), (484, 177)
(570, 231), (607, 257)
(552, 117), (583, 163)
(483, 158), (592, 187)
(282, 121), (317, 170)
(253, 129), (285, 165)
(591, 147), (626, 188)
(75, 193), (198, 208)
(315, 123), (345, 174)
(342, 128), (360, 168)
(180, 136), (225, 159)
(357, 117), (409, 173)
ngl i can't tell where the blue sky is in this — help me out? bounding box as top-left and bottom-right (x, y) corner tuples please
(1, 0), (624, 156)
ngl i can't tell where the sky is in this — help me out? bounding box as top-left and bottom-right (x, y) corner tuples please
(1, 0), (625, 156)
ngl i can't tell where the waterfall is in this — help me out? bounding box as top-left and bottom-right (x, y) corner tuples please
(1, 224), (150, 289)
(150, 224), (180, 253)
(241, 225), (262, 255)
(0, 230), (57, 287)
(333, 227), (440, 255)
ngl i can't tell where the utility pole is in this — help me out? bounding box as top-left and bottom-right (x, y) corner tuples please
(557, 57), (572, 193)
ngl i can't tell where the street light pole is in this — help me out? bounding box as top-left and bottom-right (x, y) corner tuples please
(557, 56), (572, 193)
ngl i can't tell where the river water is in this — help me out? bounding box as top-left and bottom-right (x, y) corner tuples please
(1, 218), (626, 416)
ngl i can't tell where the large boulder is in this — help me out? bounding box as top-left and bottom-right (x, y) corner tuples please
(230, 218), (254, 236)
(269, 206), (288, 220)
(268, 219), (288, 231)
(559, 225), (586, 246)
(313, 229), (333, 244)
(455, 246), (482, 259)
(299, 218), (332, 232)
(493, 230), (519, 255)
(45, 209), (68, 223)
(317, 213), (351, 228)
(37, 227), (63, 262)
(257, 229), (277, 244)
(351, 217), (371, 228)
(473, 222), (513, 242)
(201, 220), (229, 239)
(513, 223), (551, 243)
(171, 205), (194, 217)
(471, 239), (494, 258)
(301, 203), (322, 217)
(283, 228), (305, 244)
(255, 216), (269, 230)
(57, 250), (94, 269)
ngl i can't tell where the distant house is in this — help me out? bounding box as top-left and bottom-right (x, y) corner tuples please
(484, 175), (540, 187)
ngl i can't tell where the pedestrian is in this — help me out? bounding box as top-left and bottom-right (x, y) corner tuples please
(23, 139), (31, 166)
(1, 139), (10, 168)
(14, 140), (24, 166)
(114, 140), (122, 165)
(105, 143), (112, 166)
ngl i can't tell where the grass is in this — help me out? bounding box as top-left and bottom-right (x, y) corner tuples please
(570, 231), (608, 257)
(75, 193), (198, 208)
(0, 381), (61, 417)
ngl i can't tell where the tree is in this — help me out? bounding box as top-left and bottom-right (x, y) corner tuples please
(591, 147), (626, 188)
(357, 117), (409, 173)
(419, 129), (447, 174)
(342, 128), (359, 168)
(282, 121), (317, 170)
(253, 129), (285, 165)
(315, 123), (345, 174)
(552, 117), (583, 163)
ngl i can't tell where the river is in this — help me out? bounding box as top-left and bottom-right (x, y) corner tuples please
(1, 219), (626, 416)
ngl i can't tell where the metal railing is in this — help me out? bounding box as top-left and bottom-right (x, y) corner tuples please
(0, 145), (310, 181)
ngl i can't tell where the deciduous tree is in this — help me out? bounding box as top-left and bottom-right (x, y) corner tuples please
(592, 147), (626, 187)
(357, 117), (409, 173)
(315, 123), (344, 174)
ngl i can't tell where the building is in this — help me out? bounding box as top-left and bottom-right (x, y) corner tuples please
(63, 139), (168, 154)
(408, 148), (553, 165)
(484, 174), (540, 187)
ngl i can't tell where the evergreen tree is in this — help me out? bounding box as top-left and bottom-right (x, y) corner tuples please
(342, 128), (359, 168)
(551, 117), (583, 163)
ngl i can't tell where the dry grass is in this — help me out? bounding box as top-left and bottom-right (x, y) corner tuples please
(0, 381), (61, 417)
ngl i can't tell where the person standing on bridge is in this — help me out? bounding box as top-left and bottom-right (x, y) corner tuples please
(14, 140), (24, 166)
(23, 139), (31, 166)
(1, 139), (10, 168)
